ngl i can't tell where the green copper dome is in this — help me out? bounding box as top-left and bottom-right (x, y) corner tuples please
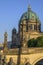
(20, 5), (40, 23)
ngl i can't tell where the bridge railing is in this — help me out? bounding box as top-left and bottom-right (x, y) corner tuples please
(0, 47), (43, 54)
(28, 47), (43, 54)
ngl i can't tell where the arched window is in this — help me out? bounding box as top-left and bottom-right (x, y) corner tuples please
(34, 25), (37, 30)
(38, 25), (41, 32)
(26, 25), (28, 32)
(29, 24), (32, 30)
(26, 20), (28, 32)
(20, 25), (23, 32)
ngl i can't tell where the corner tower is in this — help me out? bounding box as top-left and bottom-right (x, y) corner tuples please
(19, 5), (41, 48)
(3, 32), (8, 52)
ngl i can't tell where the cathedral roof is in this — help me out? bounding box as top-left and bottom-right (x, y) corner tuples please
(19, 5), (40, 23)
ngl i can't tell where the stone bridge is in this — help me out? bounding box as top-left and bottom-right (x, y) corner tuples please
(0, 47), (43, 65)
(20, 47), (43, 65)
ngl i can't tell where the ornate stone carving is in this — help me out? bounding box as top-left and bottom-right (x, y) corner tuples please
(24, 58), (31, 65)
(7, 57), (16, 65)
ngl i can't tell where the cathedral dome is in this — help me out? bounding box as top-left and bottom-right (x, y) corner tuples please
(20, 5), (40, 23)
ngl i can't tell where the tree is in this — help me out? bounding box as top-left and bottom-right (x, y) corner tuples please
(36, 36), (43, 47)
(27, 38), (37, 47)
(27, 36), (43, 47)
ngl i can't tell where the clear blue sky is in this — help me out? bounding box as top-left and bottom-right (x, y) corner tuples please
(0, 0), (43, 43)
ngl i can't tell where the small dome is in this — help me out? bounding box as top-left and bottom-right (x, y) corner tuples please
(20, 5), (40, 23)
(12, 28), (17, 34)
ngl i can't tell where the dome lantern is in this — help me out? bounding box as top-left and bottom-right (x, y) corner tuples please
(28, 4), (31, 11)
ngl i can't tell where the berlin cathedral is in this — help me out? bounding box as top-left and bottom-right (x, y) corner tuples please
(0, 5), (43, 65)
(11, 5), (43, 48)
